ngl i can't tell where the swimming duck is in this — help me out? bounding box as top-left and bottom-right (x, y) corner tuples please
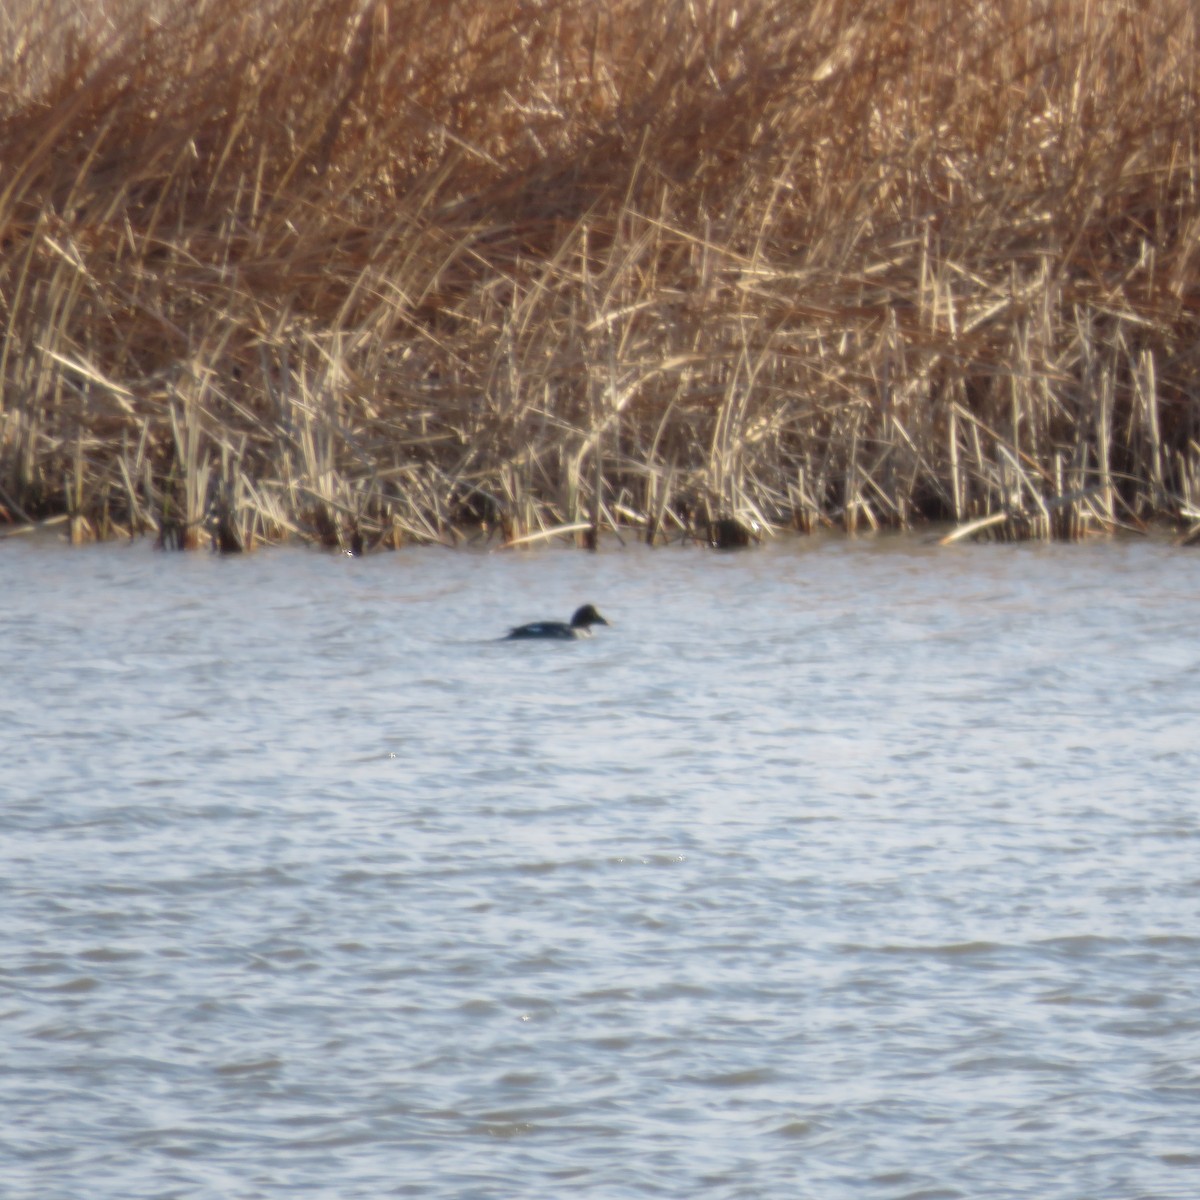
(505, 604), (610, 640)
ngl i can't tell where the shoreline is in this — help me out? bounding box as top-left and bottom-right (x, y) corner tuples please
(3, 509), (1197, 554)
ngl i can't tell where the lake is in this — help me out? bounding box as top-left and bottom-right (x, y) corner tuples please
(2, 532), (1198, 1200)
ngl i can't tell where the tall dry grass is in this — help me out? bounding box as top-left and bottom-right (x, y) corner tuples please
(1, 0), (1198, 549)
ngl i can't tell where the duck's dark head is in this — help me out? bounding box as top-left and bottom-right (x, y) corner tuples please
(570, 604), (609, 629)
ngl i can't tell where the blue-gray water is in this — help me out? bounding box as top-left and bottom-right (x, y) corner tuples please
(2, 534), (1198, 1200)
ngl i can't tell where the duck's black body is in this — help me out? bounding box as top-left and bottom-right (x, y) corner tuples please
(505, 604), (610, 640)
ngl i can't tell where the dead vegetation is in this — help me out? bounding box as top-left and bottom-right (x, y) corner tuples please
(2, 0), (1199, 550)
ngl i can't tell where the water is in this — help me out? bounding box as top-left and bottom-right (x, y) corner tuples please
(2, 533), (1198, 1200)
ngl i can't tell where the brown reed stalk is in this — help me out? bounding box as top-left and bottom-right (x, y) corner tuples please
(1, 0), (1198, 549)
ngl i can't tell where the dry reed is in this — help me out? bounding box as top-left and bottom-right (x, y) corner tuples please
(2, 0), (1199, 550)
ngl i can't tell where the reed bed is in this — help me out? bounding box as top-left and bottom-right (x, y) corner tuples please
(2, 0), (1199, 550)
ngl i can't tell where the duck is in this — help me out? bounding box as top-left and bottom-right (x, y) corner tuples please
(504, 604), (610, 640)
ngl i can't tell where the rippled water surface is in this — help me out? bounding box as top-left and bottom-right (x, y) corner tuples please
(2, 533), (1199, 1200)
